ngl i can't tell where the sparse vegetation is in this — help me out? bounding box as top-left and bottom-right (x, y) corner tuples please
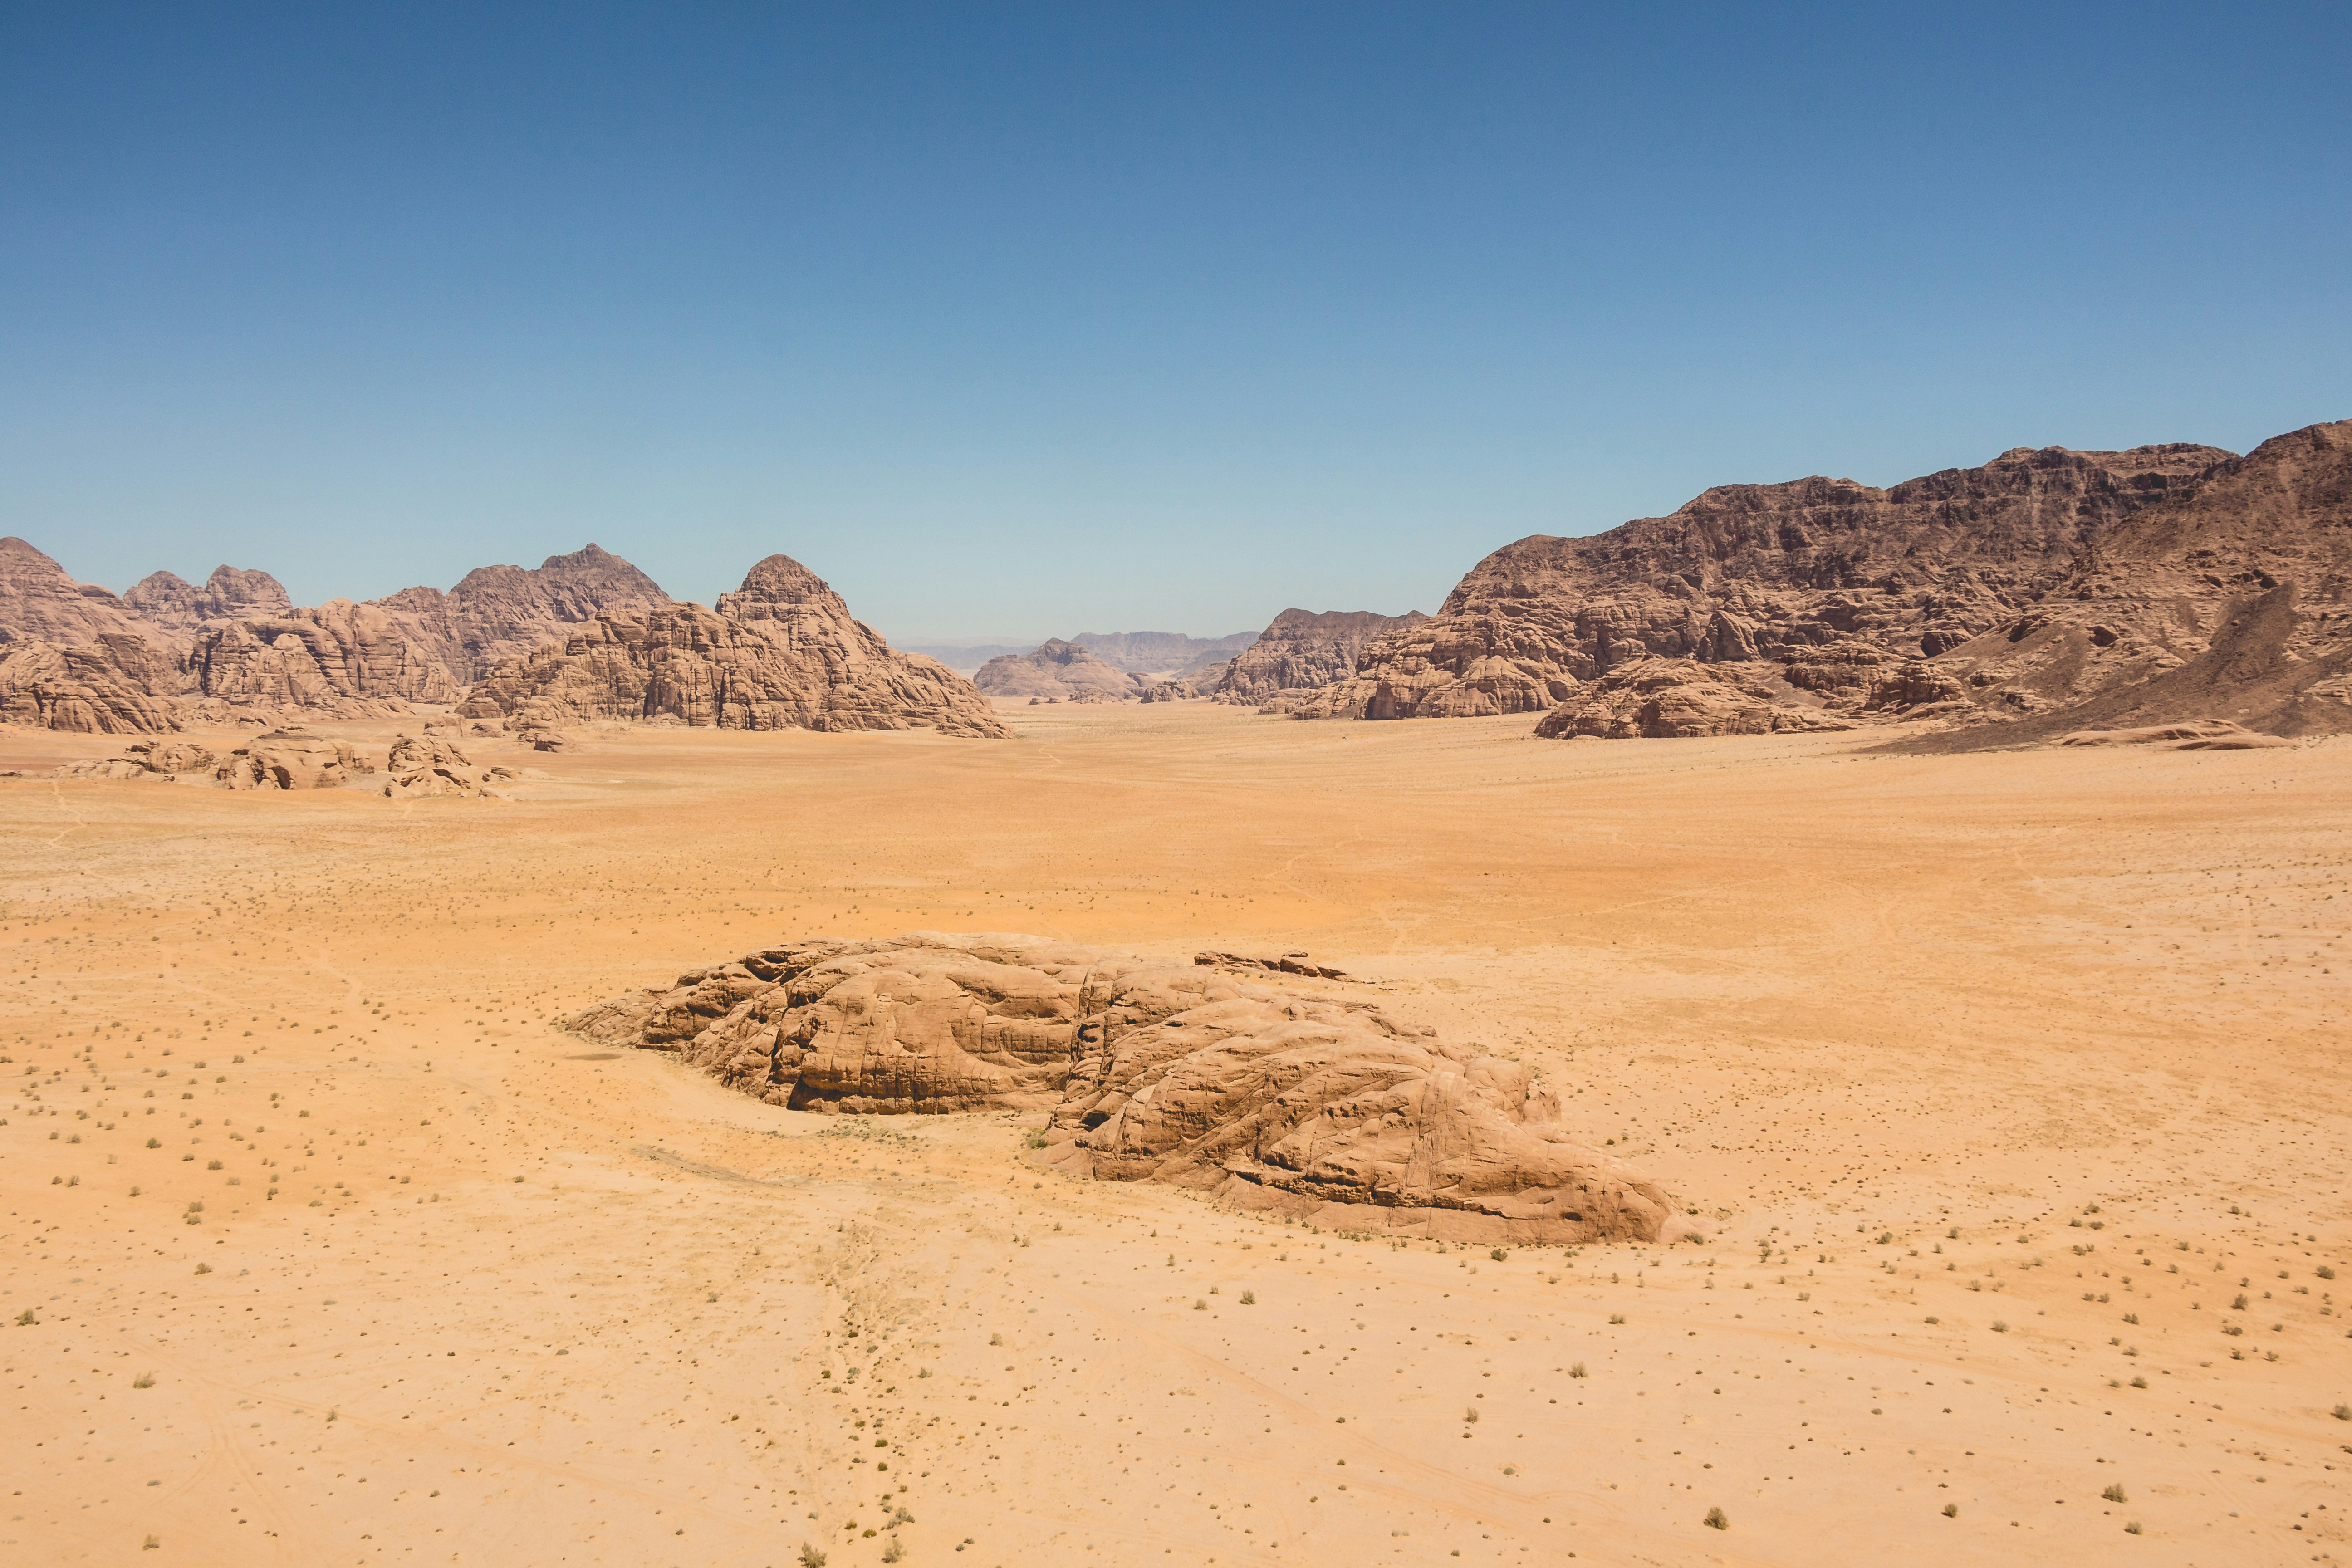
(1568, 1362), (1587, 1378)
(1943, 1503), (1958, 1518)
(1703, 1507), (1728, 1530)
(2102, 1484), (2127, 1504)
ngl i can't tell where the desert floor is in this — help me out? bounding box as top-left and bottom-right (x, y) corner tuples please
(2, 703), (2348, 1568)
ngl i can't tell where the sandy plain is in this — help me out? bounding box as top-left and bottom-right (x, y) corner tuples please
(0, 702), (2347, 1568)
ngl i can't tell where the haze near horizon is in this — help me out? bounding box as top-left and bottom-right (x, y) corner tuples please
(3, 2), (2347, 639)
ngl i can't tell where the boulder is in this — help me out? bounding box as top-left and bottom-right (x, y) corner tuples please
(381, 732), (512, 798)
(217, 732), (373, 790)
(567, 933), (1673, 1244)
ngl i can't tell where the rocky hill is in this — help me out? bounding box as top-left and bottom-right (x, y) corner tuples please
(0, 538), (673, 732)
(1067, 629), (1256, 676)
(566, 932), (1671, 1244)
(1901, 418), (2352, 747)
(973, 639), (1143, 703)
(1218, 608), (1428, 706)
(460, 554), (1010, 737)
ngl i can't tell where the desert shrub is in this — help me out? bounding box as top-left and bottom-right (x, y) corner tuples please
(1703, 1507), (1728, 1530)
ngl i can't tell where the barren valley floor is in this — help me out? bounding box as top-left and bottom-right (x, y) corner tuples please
(1, 704), (2347, 1567)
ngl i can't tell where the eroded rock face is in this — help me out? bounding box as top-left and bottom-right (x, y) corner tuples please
(380, 732), (513, 798)
(462, 554), (1011, 738)
(0, 637), (180, 734)
(372, 543), (671, 684)
(216, 732), (375, 791)
(1280, 443), (2231, 722)
(567, 933), (1672, 1244)
(1533, 658), (1856, 739)
(1906, 420), (2352, 747)
(121, 566), (295, 645)
(974, 639), (1142, 702)
(1217, 609), (1429, 707)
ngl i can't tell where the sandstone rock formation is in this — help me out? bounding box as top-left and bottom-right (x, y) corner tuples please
(2055, 720), (2293, 750)
(1279, 442), (2231, 722)
(1532, 658), (1857, 739)
(974, 639), (1144, 702)
(566, 933), (1672, 1243)
(370, 543), (671, 683)
(0, 636), (179, 734)
(1901, 420), (2352, 748)
(460, 554), (1011, 738)
(1217, 609), (1429, 707)
(217, 731), (375, 791)
(120, 565), (295, 644)
(381, 732), (514, 798)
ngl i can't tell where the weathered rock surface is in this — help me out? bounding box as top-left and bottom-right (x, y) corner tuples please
(567, 933), (1672, 1243)
(461, 554), (1011, 738)
(52, 740), (220, 783)
(1217, 609), (1429, 707)
(1280, 442), (2231, 722)
(1533, 658), (1857, 739)
(2055, 720), (2293, 750)
(1900, 420), (2352, 749)
(381, 732), (514, 798)
(974, 639), (1144, 702)
(216, 731), (375, 791)
(0, 538), (154, 647)
(121, 565), (295, 645)
(371, 543), (671, 684)
(0, 637), (180, 734)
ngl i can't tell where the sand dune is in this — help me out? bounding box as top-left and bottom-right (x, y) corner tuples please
(3, 704), (2347, 1566)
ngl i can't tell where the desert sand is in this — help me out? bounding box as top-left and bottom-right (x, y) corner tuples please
(3, 702), (2347, 1567)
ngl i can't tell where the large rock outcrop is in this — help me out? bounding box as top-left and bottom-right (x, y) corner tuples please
(1533, 657), (1858, 739)
(973, 639), (1143, 703)
(370, 543), (671, 684)
(120, 565), (296, 644)
(461, 554), (1012, 738)
(1218, 608), (1429, 707)
(1901, 419), (2352, 747)
(1067, 630), (1257, 677)
(1280, 442), (2232, 722)
(566, 933), (1673, 1244)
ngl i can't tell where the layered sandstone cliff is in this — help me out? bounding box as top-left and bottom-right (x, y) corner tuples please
(566, 933), (1672, 1244)
(1217, 608), (1429, 706)
(1282, 442), (2230, 723)
(461, 554), (1011, 738)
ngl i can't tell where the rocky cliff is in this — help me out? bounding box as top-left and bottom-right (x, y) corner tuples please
(1218, 608), (1429, 706)
(461, 554), (1011, 738)
(566, 932), (1672, 1244)
(1281, 441), (2232, 723)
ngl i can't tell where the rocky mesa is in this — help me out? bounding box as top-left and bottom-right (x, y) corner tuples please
(1219, 608), (1429, 707)
(564, 932), (1672, 1244)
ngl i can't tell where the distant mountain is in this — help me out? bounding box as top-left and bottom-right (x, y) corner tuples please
(896, 642), (1041, 674)
(972, 639), (1143, 703)
(1068, 629), (1256, 676)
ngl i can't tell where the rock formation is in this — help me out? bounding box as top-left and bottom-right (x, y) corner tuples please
(216, 731), (375, 791)
(460, 554), (1012, 738)
(1532, 658), (1858, 739)
(973, 639), (1144, 703)
(370, 543), (671, 683)
(1901, 419), (2352, 748)
(1278, 442), (2231, 722)
(565, 933), (1672, 1244)
(381, 732), (515, 797)
(120, 565), (295, 644)
(1217, 609), (1429, 707)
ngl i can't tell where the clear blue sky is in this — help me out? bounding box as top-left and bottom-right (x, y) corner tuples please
(4, 3), (2346, 641)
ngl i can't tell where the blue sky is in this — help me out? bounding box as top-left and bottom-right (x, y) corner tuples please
(4, 3), (2347, 640)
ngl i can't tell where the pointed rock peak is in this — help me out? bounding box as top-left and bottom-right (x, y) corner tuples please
(0, 537), (74, 579)
(202, 565), (293, 615)
(726, 554), (838, 609)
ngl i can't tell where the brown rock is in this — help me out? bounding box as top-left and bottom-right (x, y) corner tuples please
(1215, 608), (1430, 707)
(2055, 720), (2293, 750)
(0, 537), (153, 647)
(217, 732), (374, 791)
(120, 566), (295, 646)
(1903, 419), (2352, 748)
(1533, 657), (1852, 739)
(462, 554), (1011, 738)
(567, 933), (1671, 1243)
(370, 543), (670, 684)
(1281, 443), (2230, 722)
(0, 636), (180, 734)
(974, 639), (1143, 702)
